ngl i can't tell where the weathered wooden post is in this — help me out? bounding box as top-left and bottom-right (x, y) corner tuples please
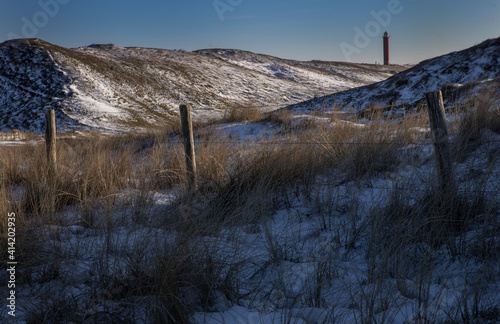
(45, 109), (57, 173)
(45, 109), (57, 216)
(425, 90), (456, 195)
(179, 104), (197, 193)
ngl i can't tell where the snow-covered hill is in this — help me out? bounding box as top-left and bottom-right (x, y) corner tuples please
(0, 39), (400, 132)
(288, 37), (500, 114)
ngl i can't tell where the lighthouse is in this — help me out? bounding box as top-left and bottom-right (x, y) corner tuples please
(383, 31), (390, 65)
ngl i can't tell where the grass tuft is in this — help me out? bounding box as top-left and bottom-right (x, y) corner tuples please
(223, 106), (264, 123)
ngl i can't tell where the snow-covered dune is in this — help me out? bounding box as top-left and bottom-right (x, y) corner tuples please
(288, 37), (500, 114)
(0, 39), (399, 132)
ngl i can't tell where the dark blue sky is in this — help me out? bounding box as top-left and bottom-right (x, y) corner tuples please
(1, 0), (499, 64)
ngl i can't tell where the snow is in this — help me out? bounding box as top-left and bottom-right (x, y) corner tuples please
(211, 122), (281, 142)
(62, 84), (131, 131)
(0, 140), (40, 146)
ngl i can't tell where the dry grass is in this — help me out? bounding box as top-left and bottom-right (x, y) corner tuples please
(0, 129), (39, 141)
(264, 109), (293, 129)
(452, 93), (500, 161)
(223, 106), (264, 123)
(196, 139), (320, 225)
(1, 100), (499, 322)
(316, 111), (427, 179)
(169, 109), (431, 232)
(362, 179), (499, 322)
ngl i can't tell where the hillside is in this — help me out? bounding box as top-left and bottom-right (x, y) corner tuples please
(0, 39), (400, 132)
(287, 37), (500, 114)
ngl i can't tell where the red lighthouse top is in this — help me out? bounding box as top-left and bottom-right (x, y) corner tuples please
(383, 31), (390, 65)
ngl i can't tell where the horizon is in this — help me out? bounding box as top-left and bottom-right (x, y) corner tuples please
(1, 0), (500, 65)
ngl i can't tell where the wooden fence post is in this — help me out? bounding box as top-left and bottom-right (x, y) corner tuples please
(45, 109), (57, 173)
(179, 104), (197, 193)
(425, 90), (456, 195)
(45, 109), (57, 216)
